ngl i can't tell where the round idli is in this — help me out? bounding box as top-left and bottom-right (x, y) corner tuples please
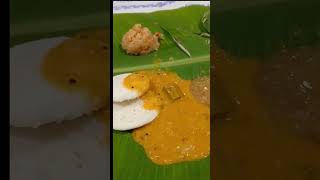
(113, 73), (150, 102)
(10, 38), (104, 127)
(113, 99), (158, 131)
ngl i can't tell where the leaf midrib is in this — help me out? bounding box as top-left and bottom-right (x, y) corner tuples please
(113, 54), (210, 74)
(11, 12), (108, 38)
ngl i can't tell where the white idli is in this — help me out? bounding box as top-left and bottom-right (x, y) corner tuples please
(10, 117), (109, 180)
(113, 99), (158, 131)
(113, 73), (149, 102)
(10, 38), (104, 127)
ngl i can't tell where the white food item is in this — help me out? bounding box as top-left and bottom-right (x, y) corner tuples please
(113, 99), (158, 131)
(10, 117), (110, 180)
(10, 37), (103, 127)
(113, 73), (141, 102)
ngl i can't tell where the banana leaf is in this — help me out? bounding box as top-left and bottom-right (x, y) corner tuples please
(213, 0), (320, 57)
(113, 5), (210, 74)
(10, 0), (109, 46)
(113, 5), (210, 180)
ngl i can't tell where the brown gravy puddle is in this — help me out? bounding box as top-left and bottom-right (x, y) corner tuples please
(257, 46), (320, 144)
(213, 46), (320, 179)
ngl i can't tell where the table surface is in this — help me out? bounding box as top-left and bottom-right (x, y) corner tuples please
(113, 1), (210, 14)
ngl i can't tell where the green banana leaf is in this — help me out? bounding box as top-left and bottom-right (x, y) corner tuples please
(113, 5), (210, 180)
(113, 5), (210, 74)
(10, 0), (109, 46)
(213, 0), (320, 57)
